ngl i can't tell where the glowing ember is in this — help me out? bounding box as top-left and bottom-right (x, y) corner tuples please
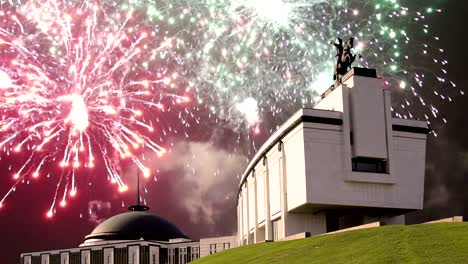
(64, 94), (89, 132)
(0, 70), (12, 89)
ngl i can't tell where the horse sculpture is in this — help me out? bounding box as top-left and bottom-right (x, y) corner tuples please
(330, 37), (361, 81)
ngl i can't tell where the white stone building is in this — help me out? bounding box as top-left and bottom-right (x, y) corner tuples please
(21, 205), (237, 264)
(237, 68), (429, 245)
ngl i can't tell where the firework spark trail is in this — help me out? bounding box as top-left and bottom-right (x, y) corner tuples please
(134, 0), (457, 133)
(0, 0), (191, 216)
(0, 0), (461, 216)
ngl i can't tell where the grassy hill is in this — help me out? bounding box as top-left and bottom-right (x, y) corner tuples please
(193, 223), (468, 264)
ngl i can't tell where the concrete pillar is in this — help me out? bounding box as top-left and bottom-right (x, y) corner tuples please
(253, 171), (259, 243)
(279, 142), (288, 239)
(60, 253), (70, 264)
(245, 182), (252, 245)
(81, 251), (90, 264)
(385, 215), (405, 225)
(41, 254), (49, 264)
(264, 158), (272, 241)
(237, 196), (242, 246)
(239, 191), (244, 245)
(340, 84), (353, 173)
(383, 89), (394, 175)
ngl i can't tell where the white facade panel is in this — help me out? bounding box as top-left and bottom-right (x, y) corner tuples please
(268, 154), (281, 217)
(128, 245), (139, 264)
(392, 134), (427, 209)
(256, 171), (265, 223)
(200, 236), (238, 257)
(284, 213), (327, 237)
(150, 246), (160, 264)
(81, 251), (90, 264)
(304, 128), (345, 205)
(61, 252), (70, 264)
(302, 127), (426, 210)
(248, 176), (255, 231)
(345, 76), (388, 159)
(283, 126), (307, 211)
(315, 85), (344, 112)
(242, 187), (248, 236)
(103, 248), (113, 264)
(41, 255), (49, 264)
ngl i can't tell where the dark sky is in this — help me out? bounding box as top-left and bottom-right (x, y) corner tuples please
(1, 1), (468, 263)
(406, 1), (468, 223)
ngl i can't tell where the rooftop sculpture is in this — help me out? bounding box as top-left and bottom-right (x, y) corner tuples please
(330, 37), (361, 81)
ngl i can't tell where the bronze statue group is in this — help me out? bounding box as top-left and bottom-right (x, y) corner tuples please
(330, 37), (362, 81)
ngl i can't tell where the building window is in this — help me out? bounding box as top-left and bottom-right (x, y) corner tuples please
(352, 158), (387, 173)
(223, 243), (230, 250)
(209, 244), (217, 255)
(152, 254), (156, 264)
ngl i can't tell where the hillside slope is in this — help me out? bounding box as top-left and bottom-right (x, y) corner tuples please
(193, 223), (468, 263)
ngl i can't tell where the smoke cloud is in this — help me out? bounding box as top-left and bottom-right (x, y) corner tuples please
(88, 200), (112, 224)
(155, 141), (247, 227)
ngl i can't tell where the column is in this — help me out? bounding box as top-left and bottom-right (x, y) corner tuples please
(263, 157), (272, 241)
(245, 181), (252, 245)
(61, 252), (70, 264)
(81, 251), (90, 264)
(341, 84), (353, 173)
(239, 191), (244, 245)
(279, 142), (288, 239)
(103, 248), (113, 264)
(253, 170), (259, 243)
(383, 89), (394, 175)
(237, 198), (241, 246)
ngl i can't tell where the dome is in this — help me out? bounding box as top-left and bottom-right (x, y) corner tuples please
(82, 211), (188, 245)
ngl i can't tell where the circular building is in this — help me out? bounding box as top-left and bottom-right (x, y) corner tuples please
(21, 204), (236, 264)
(82, 209), (188, 246)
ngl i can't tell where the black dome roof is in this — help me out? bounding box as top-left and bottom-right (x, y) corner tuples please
(83, 211), (188, 243)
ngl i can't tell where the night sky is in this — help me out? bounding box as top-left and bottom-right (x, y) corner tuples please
(1, 1), (468, 263)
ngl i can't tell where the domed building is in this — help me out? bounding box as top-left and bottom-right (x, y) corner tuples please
(82, 210), (189, 246)
(21, 204), (237, 264)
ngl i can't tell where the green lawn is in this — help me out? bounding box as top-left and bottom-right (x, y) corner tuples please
(193, 223), (468, 264)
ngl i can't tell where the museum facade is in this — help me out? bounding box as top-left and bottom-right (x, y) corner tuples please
(237, 68), (429, 245)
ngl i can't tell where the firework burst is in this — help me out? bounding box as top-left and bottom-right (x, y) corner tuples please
(0, 0), (191, 216)
(0, 0), (461, 216)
